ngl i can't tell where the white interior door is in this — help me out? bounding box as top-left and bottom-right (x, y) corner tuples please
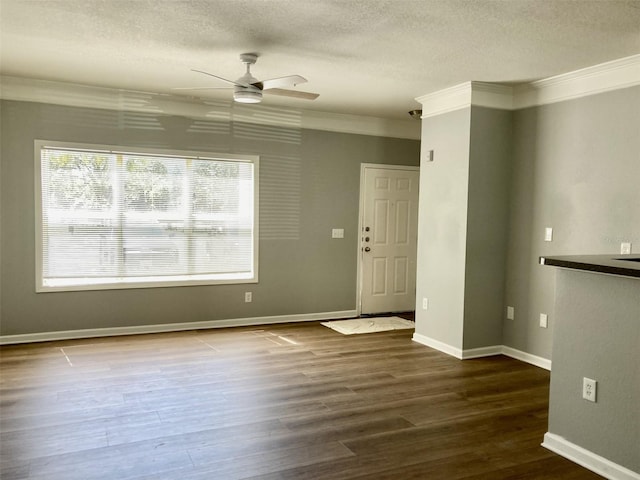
(359, 165), (419, 315)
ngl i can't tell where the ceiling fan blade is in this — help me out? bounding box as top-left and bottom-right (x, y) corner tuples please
(264, 88), (319, 100)
(172, 86), (234, 91)
(191, 69), (249, 87)
(255, 75), (308, 90)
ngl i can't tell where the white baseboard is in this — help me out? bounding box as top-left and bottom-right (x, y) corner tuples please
(462, 345), (503, 359)
(0, 310), (358, 345)
(412, 333), (551, 370)
(2, 315), (552, 374)
(502, 346), (552, 371)
(412, 332), (463, 359)
(543, 433), (640, 480)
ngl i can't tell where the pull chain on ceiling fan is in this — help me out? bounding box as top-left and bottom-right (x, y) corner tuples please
(174, 53), (319, 104)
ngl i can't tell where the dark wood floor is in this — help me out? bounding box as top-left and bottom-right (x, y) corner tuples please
(0, 321), (601, 480)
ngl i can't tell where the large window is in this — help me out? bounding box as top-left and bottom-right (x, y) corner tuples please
(35, 141), (258, 292)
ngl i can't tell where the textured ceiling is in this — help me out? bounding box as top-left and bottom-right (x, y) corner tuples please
(1, 0), (639, 119)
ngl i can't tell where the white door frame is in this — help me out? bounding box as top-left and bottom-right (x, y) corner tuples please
(356, 163), (420, 316)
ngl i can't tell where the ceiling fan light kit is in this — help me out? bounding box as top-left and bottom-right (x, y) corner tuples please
(176, 53), (319, 105)
(233, 88), (262, 103)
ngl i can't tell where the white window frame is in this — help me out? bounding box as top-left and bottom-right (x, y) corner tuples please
(35, 140), (259, 292)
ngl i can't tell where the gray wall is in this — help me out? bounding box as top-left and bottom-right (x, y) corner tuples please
(415, 106), (511, 351)
(463, 106), (512, 349)
(416, 86), (639, 360)
(549, 269), (639, 472)
(0, 100), (420, 336)
(504, 86), (640, 359)
(415, 108), (471, 349)
(414, 85), (639, 474)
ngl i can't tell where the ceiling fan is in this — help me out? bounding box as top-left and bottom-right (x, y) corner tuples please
(175, 53), (319, 104)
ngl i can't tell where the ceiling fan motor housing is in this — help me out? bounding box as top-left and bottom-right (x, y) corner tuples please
(233, 53), (263, 103)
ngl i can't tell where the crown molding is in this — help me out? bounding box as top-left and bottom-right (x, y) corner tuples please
(513, 54), (640, 109)
(415, 81), (514, 118)
(471, 82), (515, 110)
(416, 54), (640, 117)
(300, 109), (419, 139)
(0, 76), (421, 140)
(415, 82), (473, 118)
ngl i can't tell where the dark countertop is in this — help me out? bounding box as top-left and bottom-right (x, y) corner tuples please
(540, 254), (640, 279)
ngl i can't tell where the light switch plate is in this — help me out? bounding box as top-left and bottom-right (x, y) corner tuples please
(621, 242), (632, 254)
(544, 227), (553, 242)
(424, 149), (434, 162)
(539, 313), (548, 328)
(332, 228), (344, 239)
(507, 306), (515, 320)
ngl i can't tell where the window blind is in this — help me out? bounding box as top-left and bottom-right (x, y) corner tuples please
(37, 143), (257, 291)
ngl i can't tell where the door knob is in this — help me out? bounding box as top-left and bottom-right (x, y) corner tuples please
(364, 247), (371, 252)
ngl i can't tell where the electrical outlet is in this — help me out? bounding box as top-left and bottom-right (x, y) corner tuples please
(507, 306), (515, 320)
(582, 377), (597, 402)
(544, 227), (553, 242)
(539, 313), (548, 328)
(244, 292), (252, 303)
(422, 298), (429, 310)
(621, 242), (632, 255)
